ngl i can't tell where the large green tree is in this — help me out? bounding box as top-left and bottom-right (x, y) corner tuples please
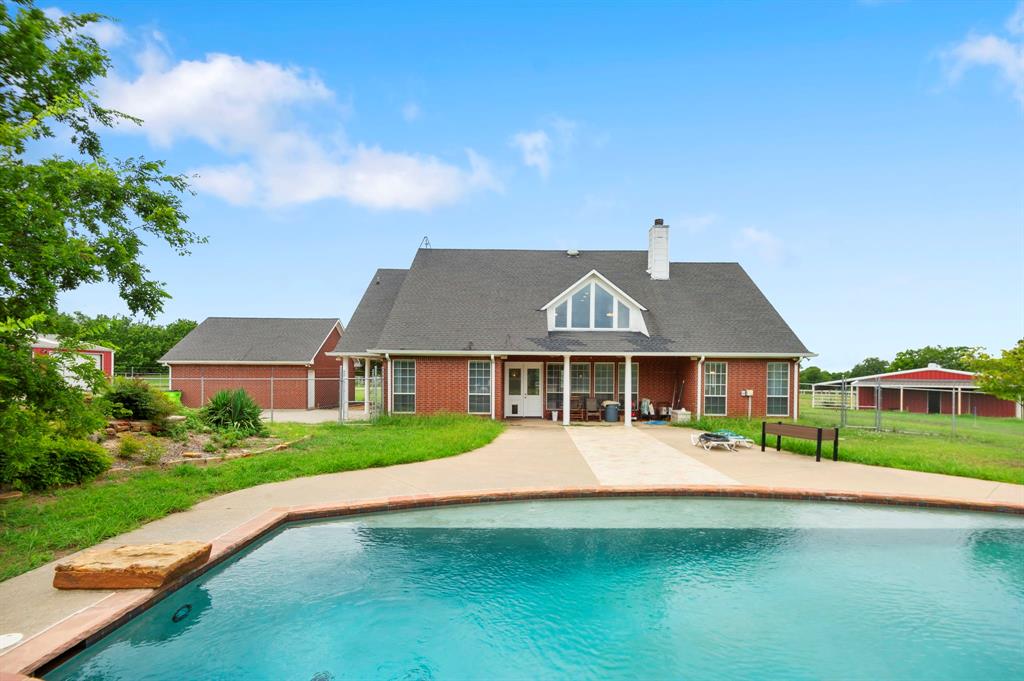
(848, 357), (889, 378)
(799, 366), (835, 385)
(0, 2), (202, 487)
(970, 340), (1024, 408)
(889, 345), (980, 372)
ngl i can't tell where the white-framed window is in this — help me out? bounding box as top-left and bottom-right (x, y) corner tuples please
(571, 362), (590, 396)
(704, 362), (727, 416)
(594, 363), (614, 404)
(393, 359), (416, 413)
(468, 360), (491, 414)
(767, 362), (789, 417)
(617, 362), (638, 407)
(546, 363), (563, 410)
(543, 272), (647, 334)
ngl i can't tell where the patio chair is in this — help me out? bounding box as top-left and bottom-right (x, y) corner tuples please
(569, 396), (585, 421)
(714, 429), (755, 448)
(689, 432), (737, 451)
(584, 397), (601, 421)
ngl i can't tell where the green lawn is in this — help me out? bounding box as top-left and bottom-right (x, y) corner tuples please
(686, 396), (1024, 485)
(0, 414), (504, 582)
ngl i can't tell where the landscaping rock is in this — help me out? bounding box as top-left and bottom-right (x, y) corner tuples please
(53, 541), (212, 590)
(165, 415), (187, 424)
(182, 451), (202, 458)
(0, 490), (24, 502)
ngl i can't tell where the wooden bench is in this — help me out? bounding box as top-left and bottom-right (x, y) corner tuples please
(761, 422), (839, 462)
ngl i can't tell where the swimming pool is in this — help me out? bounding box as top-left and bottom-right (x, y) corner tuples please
(46, 498), (1024, 680)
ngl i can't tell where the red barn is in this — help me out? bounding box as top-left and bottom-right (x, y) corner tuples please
(31, 335), (115, 384)
(161, 317), (345, 409)
(834, 364), (1019, 418)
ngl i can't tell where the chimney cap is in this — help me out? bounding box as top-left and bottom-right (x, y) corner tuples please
(566, 249), (580, 257)
(653, 218), (664, 226)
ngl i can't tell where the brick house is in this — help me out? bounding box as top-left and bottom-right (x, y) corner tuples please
(330, 219), (813, 425)
(161, 318), (344, 409)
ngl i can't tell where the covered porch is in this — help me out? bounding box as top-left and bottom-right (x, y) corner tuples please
(499, 354), (697, 427)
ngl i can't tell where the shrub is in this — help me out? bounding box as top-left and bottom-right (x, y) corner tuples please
(13, 438), (111, 491)
(201, 389), (265, 436)
(202, 440), (218, 453)
(103, 378), (177, 423)
(140, 438), (164, 465)
(118, 435), (142, 459)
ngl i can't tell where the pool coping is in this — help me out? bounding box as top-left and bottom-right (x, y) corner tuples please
(5, 483), (1024, 678)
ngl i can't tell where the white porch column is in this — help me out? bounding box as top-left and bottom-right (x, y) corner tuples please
(489, 355), (496, 420)
(339, 356), (349, 422)
(899, 387), (904, 412)
(624, 354), (633, 428)
(562, 354), (571, 426)
(792, 359), (800, 421)
(386, 355), (393, 414)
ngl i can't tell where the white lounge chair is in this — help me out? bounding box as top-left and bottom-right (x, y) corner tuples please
(690, 432), (737, 452)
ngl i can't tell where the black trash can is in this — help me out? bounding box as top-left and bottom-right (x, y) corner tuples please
(604, 403), (620, 422)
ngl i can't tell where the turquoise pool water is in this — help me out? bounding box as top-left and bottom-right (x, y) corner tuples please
(47, 499), (1024, 681)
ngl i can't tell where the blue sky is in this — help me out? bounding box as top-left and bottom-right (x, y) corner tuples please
(52, 0), (1024, 371)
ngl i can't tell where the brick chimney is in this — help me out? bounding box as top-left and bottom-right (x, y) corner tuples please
(647, 218), (670, 280)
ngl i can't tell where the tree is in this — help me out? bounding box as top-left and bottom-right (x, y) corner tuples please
(848, 357), (889, 378)
(800, 366), (834, 385)
(889, 345), (980, 372)
(970, 340), (1024, 408)
(0, 2), (203, 488)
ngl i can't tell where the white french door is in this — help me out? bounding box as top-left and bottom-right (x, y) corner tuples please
(505, 362), (543, 417)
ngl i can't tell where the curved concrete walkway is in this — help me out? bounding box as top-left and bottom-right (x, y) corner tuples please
(2, 419), (1022, 673)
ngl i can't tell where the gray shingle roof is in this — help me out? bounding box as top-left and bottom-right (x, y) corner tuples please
(333, 269), (407, 353)
(161, 317), (340, 363)
(339, 249), (809, 355)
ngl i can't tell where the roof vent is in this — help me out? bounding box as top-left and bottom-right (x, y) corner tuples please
(566, 249), (580, 257)
(927, 362), (941, 369)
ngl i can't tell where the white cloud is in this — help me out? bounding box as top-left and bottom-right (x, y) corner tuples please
(103, 49), (498, 210)
(733, 227), (784, 263)
(190, 163), (257, 206)
(511, 130), (551, 178)
(103, 52), (332, 149)
(402, 102), (421, 122)
(945, 3), (1024, 107)
(44, 6), (126, 47)
(1008, 2), (1024, 35)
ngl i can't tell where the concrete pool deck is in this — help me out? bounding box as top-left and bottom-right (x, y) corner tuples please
(1, 420), (1022, 677)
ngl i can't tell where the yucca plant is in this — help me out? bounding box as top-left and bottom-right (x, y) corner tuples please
(200, 389), (265, 436)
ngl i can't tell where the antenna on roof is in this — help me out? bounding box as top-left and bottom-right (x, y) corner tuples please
(419, 236), (432, 249)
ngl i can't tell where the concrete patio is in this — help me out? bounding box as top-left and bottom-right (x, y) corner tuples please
(2, 419), (1022, 673)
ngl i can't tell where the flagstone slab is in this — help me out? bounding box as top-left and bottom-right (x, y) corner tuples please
(53, 541), (211, 590)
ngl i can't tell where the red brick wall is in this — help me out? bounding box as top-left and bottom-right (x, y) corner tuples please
(171, 364), (308, 409)
(699, 358), (798, 418)
(383, 355), (810, 421)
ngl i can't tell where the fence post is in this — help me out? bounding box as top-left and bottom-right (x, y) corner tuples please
(951, 386), (957, 435)
(840, 377), (848, 428)
(874, 377), (882, 432)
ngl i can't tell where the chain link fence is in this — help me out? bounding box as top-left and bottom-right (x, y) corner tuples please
(801, 381), (979, 435)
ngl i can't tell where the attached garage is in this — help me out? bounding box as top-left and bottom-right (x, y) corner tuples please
(161, 317), (344, 409)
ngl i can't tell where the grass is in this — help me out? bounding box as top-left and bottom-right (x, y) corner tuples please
(684, 396), (1024, 485)
(0, 414), (504, 582)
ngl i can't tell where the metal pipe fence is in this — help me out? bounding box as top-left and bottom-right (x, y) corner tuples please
(800, 383), (979, 435)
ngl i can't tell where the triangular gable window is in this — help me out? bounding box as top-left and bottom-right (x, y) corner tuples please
(543, 271), (648, 335)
